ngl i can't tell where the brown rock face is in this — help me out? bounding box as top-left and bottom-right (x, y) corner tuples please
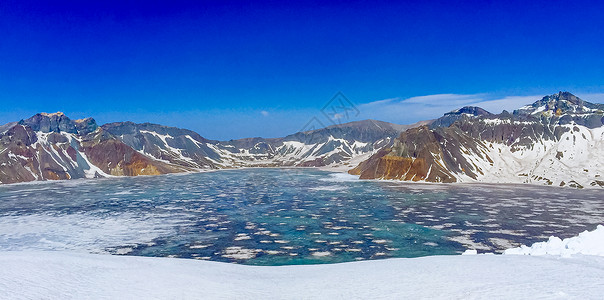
(375, 156), (428, 181)
(80, 129), (188, 176)
(351, 151), (429, 181)
(0, 124), (78, 183)
(0, 115), (199, 184)
(349, 126), (490, 183)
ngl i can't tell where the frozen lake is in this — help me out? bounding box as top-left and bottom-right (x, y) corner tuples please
(0, 168), (602, 265)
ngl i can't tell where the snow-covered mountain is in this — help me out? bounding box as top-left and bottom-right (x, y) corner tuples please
(350, 92), (604, 188)
(0, 113), (423, 184)
(0, 113), (190, 184)
(3, 91), (603, 187)
(101, 119), (429, 169)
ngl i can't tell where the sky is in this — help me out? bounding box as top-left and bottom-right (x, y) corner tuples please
(1, 0), (603, 140)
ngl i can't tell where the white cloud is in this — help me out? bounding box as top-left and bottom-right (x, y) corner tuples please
(402, 93), (487, 106)
(577, 93), (604, 103)
(358, 93), (496, 124)
(471, 95), (542, 113)
(260, 110), (269, 117)
(356, 92), (604, 126)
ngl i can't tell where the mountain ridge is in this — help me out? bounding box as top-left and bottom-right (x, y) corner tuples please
(1, 91), (603, 187)
(350, 92), (604, 188)
(0, 112), (419, 184)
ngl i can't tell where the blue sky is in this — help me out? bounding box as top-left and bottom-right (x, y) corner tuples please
(1, 0), (603, 140)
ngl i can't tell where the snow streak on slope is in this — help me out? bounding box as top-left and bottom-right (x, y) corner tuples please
(0, 128), (108, 183)
(456, 124), (604, 187)
(102, 120), (407, 170)
(211, 137), (392, 168)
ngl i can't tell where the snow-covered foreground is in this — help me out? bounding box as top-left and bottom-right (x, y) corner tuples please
(1, 251), (603, 299)
(1, 226), (603, 299)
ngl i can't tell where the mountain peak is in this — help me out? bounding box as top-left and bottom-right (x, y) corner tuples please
(553, 91), (582, 105)
(539, 91), (584, 107)
(447, 106), (492, 117)
(513, 91), (603, 116)
(19, 112), (98, 135)
(430, 106), (492, 129)
(40, 112), (66, 117)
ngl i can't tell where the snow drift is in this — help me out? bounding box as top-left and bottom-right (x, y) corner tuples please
(504, 224), (604, 256)
(1, 225), (603, 299)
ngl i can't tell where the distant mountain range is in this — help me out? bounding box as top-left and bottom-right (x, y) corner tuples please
(0, 110), (427, 184)
(1, 92), (603, 187)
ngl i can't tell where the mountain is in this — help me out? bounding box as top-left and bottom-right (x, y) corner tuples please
(207, 119), (429, 168)
(102, 119), (430, 169)
(4, 91), (602, 187)
(0, 113), (190, 184)
(100, 122), (220, 169)
(0, 113), (424, 184)
(350, 92), (604, 188)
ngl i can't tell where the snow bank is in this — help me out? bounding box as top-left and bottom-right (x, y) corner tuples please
(2, 227), (604, 299)
(504, 225), (604, 257)
(1, 251), (604, 299)
(461, 249), (478, 255)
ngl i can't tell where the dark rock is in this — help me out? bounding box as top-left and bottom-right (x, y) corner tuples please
(20, 112), (78, 134)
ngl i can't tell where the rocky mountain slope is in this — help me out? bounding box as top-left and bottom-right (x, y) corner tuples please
(3, 91), (603, 187)
(0, 113), (189, 184)
(0, 112), (423, 184)
(350, 92), (604, 188)
(100, 119), (430, 170)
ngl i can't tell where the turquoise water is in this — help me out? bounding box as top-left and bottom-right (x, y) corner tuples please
(0, 168), (603, 265)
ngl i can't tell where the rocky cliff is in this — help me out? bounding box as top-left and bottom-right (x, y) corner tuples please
(350, 92), (604, 188)
(0, 113), (186, 184)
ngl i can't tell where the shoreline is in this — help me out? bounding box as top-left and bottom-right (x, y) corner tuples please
(1, 165), (601, 189)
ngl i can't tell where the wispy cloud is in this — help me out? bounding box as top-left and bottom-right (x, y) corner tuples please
(401, 93), (487, 106)
(358, 93), (506, 124)
(471, 95), (542, 113)
(356, 92), (604, 125)
(260, 110), (270, 117)
(577, 93), (604, 103)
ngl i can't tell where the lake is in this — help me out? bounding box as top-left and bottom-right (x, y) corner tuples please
(0, 168), (602, 265)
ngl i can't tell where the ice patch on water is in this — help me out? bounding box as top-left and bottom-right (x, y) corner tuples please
(320, 173), (359, 182)
(0, 213), (184, 253)
(234, 234), (251, 241)
(448, 235), (491, 251)
(112, 190), (135, 195)
(311, 251), (331, 257)
(222, 247), (260, 259)
(114, 247), (134, 255)
(309, 186), (347, 191)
